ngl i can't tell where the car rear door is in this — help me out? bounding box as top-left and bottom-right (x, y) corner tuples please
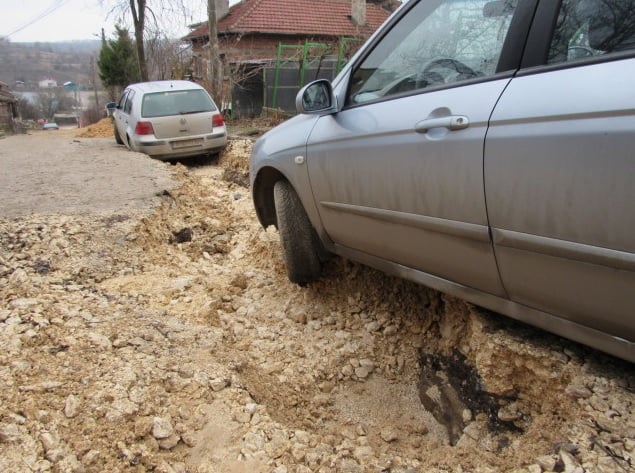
(305, 0), (536, 296)
(485, 0), (635, 343)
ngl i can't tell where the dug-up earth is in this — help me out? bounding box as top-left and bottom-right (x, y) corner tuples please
(0, 121), (633, 473)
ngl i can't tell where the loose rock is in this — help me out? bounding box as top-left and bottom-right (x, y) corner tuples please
(0, 132), (632, 473)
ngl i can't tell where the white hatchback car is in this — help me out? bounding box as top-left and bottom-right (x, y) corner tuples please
(111, 80), (227, 160)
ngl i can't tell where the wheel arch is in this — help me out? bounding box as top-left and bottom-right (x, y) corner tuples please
(252, 166), (286, 228)
(252, 163), (334, 253)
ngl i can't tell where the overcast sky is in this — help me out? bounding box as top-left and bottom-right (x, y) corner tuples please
(0, 0), (240, 43)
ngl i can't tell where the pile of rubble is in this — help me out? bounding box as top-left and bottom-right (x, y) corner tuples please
(0, 134), (633, 472)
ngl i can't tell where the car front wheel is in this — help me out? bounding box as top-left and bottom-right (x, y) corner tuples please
(273, 180), (324, 286)
(113, 124), (124, 145)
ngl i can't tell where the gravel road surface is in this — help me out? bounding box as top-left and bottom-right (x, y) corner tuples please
(0, 131), (175, 217)
(0, 127), (633, 473)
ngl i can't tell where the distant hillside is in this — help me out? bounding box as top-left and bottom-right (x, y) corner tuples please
(0, 39), (102, 90)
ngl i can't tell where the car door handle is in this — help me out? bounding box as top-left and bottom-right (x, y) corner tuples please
(414, 115), (469, 133)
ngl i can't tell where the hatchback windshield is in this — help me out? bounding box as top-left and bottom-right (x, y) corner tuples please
(141, 89), (217, 118)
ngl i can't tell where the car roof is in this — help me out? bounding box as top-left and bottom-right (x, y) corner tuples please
(127, 80), (206, 94)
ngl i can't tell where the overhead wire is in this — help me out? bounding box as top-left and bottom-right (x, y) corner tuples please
(4, 0), (71, 39)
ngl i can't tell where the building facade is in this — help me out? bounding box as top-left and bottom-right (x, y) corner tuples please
(0, 82), (18, 133)
(183, 0), (393, 117)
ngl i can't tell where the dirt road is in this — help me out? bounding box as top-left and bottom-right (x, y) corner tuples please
(0, 131), (175, 218)
(0, 128), (633, 472)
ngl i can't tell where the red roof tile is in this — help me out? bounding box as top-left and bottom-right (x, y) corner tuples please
(185, 0), (392, 40)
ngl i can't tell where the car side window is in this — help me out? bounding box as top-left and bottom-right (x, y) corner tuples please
(347, 0), (518, 105)
(123, 90), (135, 114)
(548, 0), (635, 64)
(117, 90), (129, 109)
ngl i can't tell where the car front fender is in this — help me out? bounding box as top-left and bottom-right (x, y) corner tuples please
(250, 114), (331, 249)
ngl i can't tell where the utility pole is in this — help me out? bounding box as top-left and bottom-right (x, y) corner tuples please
(90, 56), (99, 110)
(207, 0), (222, 104)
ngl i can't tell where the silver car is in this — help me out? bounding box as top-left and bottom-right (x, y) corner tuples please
(250, 0), (635, 362)
(112, 80), (227, 160)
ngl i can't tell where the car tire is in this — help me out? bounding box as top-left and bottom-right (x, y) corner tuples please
(126, 134), (135, 152)
(273, 180), (324, 285)
(113, 125), (123, 145)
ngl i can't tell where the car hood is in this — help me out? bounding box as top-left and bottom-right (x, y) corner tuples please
(259, 113), (318, 144)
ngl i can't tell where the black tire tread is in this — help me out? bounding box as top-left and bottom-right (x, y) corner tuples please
(273, 180), (323, 285)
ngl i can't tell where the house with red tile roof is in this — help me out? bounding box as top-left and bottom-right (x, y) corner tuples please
(183, 0), (395, 117)
(185, 0), (393, 59)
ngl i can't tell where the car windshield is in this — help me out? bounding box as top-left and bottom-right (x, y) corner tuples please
(350, 0), (517, 104)
(141, 89), (216, 118)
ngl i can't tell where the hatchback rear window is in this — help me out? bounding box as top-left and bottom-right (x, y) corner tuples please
(141, 89), (217, 118)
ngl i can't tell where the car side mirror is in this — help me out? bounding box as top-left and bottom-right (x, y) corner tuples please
(296, 80), (337, 115)
(105, 102), (117, 117)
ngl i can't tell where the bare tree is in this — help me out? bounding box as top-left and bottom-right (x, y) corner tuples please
(145, 34), (190, 80)
(103, 0), (193, 83)
(128, 0), (149, 81)
(367, 0), (401, 12)
(102, 0), (149, 81)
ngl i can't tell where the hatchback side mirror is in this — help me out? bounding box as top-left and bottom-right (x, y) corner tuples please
(296, 80), (337, 115)
(105, 102), (117, 117)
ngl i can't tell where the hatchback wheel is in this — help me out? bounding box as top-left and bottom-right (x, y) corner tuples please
(273, 180), (323, 285)
(113, 125), (123, 145)
(126, 134), (136, 152)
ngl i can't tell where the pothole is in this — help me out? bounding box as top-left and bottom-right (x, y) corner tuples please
(418, 349), (522, 445)
(332, 376), (448, 445)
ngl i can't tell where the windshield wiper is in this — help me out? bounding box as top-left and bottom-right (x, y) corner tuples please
(180, 110), (208, 115)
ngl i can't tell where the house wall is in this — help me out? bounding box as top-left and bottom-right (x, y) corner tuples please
(189, 32), (359, 117)
(190, 33), (344, 77)
(0, 101), (16, 132)
(221, 34), (342, 61)
(189, 33), (344, 117)
(38, 80), (58, 89)
(192, 33), (342, 59)
(0, 82), (17, 132)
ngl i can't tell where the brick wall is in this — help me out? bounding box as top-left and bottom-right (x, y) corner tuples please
(190, 32), (348, 117)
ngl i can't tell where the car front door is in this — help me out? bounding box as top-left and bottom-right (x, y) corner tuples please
(485, 0), (635, 343)
(114, 89), (134, 147)
(305, 0), (533, 295)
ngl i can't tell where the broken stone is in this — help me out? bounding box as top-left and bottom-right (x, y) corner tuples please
(64, 394), (80, 418)
(152, 417), (174, 440)
(380, 428), (398, 442)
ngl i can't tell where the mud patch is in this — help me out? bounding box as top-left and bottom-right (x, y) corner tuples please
(418, 350), (521, 445)
(222, 168), (250, 188)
